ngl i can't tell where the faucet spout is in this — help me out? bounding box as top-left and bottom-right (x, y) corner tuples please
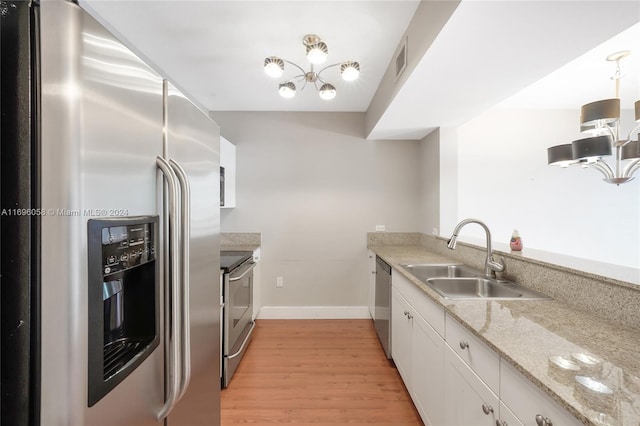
(447, 218), (504, 277)
(446, 237), (457, 250)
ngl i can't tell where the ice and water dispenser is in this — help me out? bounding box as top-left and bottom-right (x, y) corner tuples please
(87, 216), (159, 406)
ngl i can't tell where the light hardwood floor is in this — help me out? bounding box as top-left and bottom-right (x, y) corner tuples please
(221, 319), (423, 425)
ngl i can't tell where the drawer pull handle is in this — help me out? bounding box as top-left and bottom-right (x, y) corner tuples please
(482, 403), (494, 415)
(459, 341), (469, 349)
(535, 415), (553, 426)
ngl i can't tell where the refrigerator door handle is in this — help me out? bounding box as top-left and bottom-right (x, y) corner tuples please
(156, 156), (183, 420)
(169, 159), (192, 400)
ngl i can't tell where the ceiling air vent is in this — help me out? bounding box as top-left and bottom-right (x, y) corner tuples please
(395, 36), (407, 80)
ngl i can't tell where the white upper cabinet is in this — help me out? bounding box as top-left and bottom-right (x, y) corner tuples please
(220, 136), (236, 208)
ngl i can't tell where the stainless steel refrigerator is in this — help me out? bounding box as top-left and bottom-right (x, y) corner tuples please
(1, 1), (221, 425)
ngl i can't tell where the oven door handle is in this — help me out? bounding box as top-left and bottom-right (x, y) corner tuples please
(226, 321), (256, 359)
(229, 261), (256, 282)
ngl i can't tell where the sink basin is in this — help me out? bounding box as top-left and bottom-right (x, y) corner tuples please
(400, 263), (551, 300)
(426, 277), (522, 299)
(401, 263), (478, 279)
(425, 277), (551, 300)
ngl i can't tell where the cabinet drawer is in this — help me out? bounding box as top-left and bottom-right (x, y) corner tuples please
(392, 271), (445, 336)
(445, 314), (500, 393)
(500, 360), (582, 426)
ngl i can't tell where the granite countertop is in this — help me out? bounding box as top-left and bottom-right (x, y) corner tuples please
(220, 232), (261, 252)
(221, 244), (260, 252)
(369, 244), (640, 426)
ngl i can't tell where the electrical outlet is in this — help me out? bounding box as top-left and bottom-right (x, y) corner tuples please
(276, 276), (284, 288)
(375, 225), (385, 232)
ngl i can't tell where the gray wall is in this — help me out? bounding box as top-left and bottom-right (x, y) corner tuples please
(212, 111), (421, 307)
(418, 129), (440, 236)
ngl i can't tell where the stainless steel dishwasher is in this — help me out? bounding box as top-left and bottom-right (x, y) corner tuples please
(374, 256), (392, 359)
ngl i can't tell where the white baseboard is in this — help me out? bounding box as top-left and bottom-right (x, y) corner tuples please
(257, 306), (371, 320)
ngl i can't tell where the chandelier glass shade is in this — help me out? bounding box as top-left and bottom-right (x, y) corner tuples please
(263, 34), (360, 100)
(547, 51), (640, 185)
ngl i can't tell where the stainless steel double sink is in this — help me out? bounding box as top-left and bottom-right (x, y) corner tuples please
(401, 264), (551, 300)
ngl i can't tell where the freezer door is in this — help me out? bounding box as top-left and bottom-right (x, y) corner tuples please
(164, 81), (221, 426)
(39, 2), (165, 425)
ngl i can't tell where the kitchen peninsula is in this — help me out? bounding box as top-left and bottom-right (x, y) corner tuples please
(369, 232), (640, 426)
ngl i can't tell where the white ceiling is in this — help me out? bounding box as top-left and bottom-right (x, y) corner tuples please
(80, 1), (640, 140)
(80, 0), (420, 112)
(497, 21), (640, 111)
(367, 0), (640, 139)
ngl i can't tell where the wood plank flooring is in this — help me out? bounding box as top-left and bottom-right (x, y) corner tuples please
(221, 319), (423, 425)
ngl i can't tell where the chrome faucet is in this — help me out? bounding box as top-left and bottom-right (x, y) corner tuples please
(447, 218), (504, 277)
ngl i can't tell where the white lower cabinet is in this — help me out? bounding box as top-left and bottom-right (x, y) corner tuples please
(444, 345), (499, 426)
(382, 268), (582, 426)
(412, 310), (445, 426)
(251, 248), (261, 320)
(368, 250), (376, 318)
(391, 287), (413, 389)
(391, 287), (445, 426)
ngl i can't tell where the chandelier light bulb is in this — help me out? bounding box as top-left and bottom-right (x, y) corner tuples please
(278, 82), (296, 99)
(306, 42), (328, 65)
(264, 57), (284, 78)
(340, 62), (360, 82)
(319, 83), (336, 100)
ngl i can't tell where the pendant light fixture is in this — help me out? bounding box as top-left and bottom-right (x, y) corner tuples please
(547, 51), (640, 184)
(263, 34), (360, 100)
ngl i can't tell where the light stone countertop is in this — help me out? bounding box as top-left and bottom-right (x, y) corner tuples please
(221, 232), (261, 252)
(220, 244), (260, 252)
(370, 244), (640, 426)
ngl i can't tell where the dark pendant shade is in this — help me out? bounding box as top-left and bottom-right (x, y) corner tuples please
(580, 99), (620, 127)
(621, 140), (640, 160)
(547, 144), (575, 165)
(572, 135), (612, 159)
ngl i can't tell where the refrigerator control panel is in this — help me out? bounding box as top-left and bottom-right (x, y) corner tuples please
(100, 223), (155, 275)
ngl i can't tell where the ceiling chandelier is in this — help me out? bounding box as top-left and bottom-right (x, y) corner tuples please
(547, 50), (640, 185)
(263, 34), (360, 100)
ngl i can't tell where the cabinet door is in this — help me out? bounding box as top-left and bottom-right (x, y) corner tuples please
(391, 287), (413, 391)
(444, 346), (499, 426)
(412, 312), (445, 426)
(251, 248), (261, 320)
(368, 250), (376, 319)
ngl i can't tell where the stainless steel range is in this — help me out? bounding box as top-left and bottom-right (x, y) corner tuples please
(220, 251), (256, 387)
